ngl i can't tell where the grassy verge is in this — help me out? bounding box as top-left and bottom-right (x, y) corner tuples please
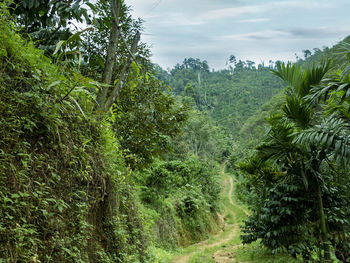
(164, 172), (303, 263)
(231, 242), (301, 263)
(187, 173), (301, 263)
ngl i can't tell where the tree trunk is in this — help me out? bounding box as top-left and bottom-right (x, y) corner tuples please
(316, 183), (331, 262)
(197, 70), (201, 87)
(96, 0), (121, 108)
(102, 31), (141, 111)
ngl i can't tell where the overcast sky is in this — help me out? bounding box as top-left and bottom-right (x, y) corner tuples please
(126, 0), (349, 70)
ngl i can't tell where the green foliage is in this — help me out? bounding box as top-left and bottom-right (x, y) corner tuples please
(232, 242), (302, 263)
(272, 61), (331, 99)
(155, 58), (284, 137)
(166, 110), (231, 162)
(239, 160), (350, 261)
(139, 158), (221, 247)
(0, 9), (148, 262)
(238, 93), (284, 142)
(238, 58), (350, 262)
(11, 0), (91, 29)
(225, 93), (285, 173)
(80, 0), (147, 81)
(10, 0), (92, 53)
(282, 94), (312, 129)
(112, 64), (189, 169)
(294, 117), (350, 165)
(241, 180), (315, 256)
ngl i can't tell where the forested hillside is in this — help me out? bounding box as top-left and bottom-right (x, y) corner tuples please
(155, 58), (284, 136)
(2, 0), (350, 263)
(232, 38), (350, 154)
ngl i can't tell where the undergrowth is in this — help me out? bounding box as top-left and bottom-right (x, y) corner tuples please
(0, 4), (146, 262)
(0, 3), (223, 262)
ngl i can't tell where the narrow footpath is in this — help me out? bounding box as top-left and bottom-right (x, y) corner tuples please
(172, 166), (250, 263)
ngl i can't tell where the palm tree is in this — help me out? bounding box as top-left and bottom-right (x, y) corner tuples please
(255, 61), (333, 262)
(300, 45), (350, 166)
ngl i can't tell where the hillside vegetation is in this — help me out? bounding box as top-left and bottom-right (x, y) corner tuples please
(234, 39), (350, 262)
(2, 0), (350, 263)
(156, 58), (284, 137)
(0, 1), (225, 262)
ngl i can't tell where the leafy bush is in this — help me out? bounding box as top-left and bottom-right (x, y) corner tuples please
(241, 181), (315, 258)
(140, 157), (221, 247)
(0, 7), (147, 262)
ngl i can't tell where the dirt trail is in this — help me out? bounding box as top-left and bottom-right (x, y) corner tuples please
(172, 166), (249, 263)
(172, 177), (235, 263)
(228, 177), (250, 217)
(212, 177), (250, 263)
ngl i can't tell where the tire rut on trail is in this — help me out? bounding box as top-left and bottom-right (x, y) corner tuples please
(172, 166), (250, 263)
(228, 177), (250, 216)
(212, 177), (250, 263)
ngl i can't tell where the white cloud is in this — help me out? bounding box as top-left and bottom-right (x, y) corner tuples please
(270, 0), (332, 10)
(220, 30), (292, 41)
(126, 0), (348, 69)
(199, 5), (262, 20)
(238, 18), (271, 23)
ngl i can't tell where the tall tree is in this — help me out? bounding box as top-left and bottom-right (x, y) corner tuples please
(242, 61), (335, 261)
(270, 61), (332, 262)
(97, 0), (121, 107)
(92, 0), (142, 112)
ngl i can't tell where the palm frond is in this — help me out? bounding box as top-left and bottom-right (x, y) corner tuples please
(271, 62), (304, 92)
(282, 95), (312, 129)
(293, 117), (350, 165)
(272, 61), (331, 98)
(299, 60), (332, 97)
(308, 74), (350, 103)
(238, 155), (284, 188)
(307, 80), (336, 103)
(335, 41), (350, 80)
(325, 100), (350, 120)
(257, 118), (301, 162)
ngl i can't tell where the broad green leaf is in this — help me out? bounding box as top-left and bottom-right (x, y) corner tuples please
(53, 40), (66, 56)
(47, 80), (61, 89)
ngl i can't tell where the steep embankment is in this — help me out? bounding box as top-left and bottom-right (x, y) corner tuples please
(0, 8), (147, 262)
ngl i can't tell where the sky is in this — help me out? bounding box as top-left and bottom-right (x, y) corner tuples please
(126, 0), (349, 70)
